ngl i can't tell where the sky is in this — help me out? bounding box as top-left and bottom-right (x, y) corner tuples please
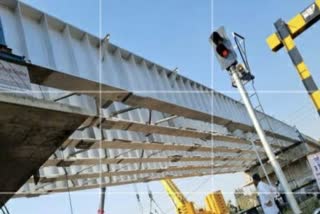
(5, 0), (320, 213)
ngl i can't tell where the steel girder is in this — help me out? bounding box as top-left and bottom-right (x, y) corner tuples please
(0, 0), (316, 198)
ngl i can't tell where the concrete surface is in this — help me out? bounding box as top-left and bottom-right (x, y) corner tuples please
(0, 92), (90, 205)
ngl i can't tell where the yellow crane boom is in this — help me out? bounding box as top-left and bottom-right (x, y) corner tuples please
(161, 179), (197, 214)
(161, 179), (229, 214)
(205, 191), (229, 214)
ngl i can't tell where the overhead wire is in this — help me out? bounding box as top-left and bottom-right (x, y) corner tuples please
(149, 192), (153, 214)
(3, 206), (9, 214)
(64, 168), (74, 214)
(185, 176), (211, 199)
(60, 150), (74, 214)
(146, 183), (166, 214)
(287, 105), (315, 125)
(145, 182), (153, 214)
(284, 101), (310, 119)
(133, 184), (144, 214)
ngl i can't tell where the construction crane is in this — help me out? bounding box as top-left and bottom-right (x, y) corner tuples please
(161, 179), (229, 214)
(205, 191), (229, 214)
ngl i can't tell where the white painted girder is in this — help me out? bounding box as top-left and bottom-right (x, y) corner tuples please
(0, 0), (299, 141)
(63, 138), (263, 155)
(43, 156), (255, 167)
(33, 164), (245, 184)
(15, 169), (242, 198)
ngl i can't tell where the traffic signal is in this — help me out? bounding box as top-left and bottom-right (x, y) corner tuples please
(210, 26), (237, 70)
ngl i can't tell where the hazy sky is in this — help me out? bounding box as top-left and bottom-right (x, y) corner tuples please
(6, 0), (320, 213)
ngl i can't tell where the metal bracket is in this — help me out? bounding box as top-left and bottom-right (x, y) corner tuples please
(154, 115), (178, 125)
(109, 106), (139, 117)
(53, 92), (80, 102)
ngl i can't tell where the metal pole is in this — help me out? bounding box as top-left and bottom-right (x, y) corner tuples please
(98, 187), (106, 214)
(230, 66), (301, 213)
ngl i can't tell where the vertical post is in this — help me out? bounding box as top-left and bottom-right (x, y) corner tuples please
(230, 66), (301, 214)
(98, 187), (106, 214)
(274, 19), (320, 116)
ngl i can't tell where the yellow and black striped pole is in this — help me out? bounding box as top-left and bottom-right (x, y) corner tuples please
(274, 19), (320, 115)
(267, 1), (320, 51)
(267, 1), (320, 115)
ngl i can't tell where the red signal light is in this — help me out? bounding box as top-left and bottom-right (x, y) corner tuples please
(221, 49), (229, 57)
(216, 44), (229, 58)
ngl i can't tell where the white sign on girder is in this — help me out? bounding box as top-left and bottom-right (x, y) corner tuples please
(0, 59), (31, 91)
(307, 152), (320, 190)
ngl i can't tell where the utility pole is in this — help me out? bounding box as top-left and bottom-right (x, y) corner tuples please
(209, 27), (301, 214)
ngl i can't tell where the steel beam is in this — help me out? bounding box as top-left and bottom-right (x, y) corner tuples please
(15, 169), (241, 197)
(26, 63), (300, 145)
(63, 138), (263, 155)
(44, 156), (255, 167)
(33, 164), (246, 184)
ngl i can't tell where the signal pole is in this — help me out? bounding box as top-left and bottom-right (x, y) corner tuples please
(230, 65), (301, 214)
(209, 27), (301, 214)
